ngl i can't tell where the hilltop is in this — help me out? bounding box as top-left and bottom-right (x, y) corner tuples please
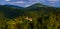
(0, 3), (60, 18)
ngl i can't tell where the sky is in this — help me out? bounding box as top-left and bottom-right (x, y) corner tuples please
(0, 0), (60, 7)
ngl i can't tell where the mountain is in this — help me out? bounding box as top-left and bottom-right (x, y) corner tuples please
(0, 5), (24, 9)
(0, 3), (60, 18)
(27, 3), (52, 7)
(0, 3), (58, 10)
(0, 5), (24, 18)
(26, 3), (56, 10)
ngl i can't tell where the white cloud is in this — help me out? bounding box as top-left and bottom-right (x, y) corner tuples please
(5, 0), (10, 2)
(46, 0), (58, 3)
(25, 3), (35, 7)
(47, 0), (58, 1)
(15, 1), (24, 4)
(25, 5), (30, 7)
(9, 1), (24, 4)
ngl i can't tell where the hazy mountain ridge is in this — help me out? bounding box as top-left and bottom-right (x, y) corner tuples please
(0, 3), (58, 9)
(0, 5), (24, 9)
(0, 3), (60, 18)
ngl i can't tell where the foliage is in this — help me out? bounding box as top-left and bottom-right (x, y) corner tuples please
(0, 3), (60, 29)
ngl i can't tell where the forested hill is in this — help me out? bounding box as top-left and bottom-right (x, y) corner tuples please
(0, 3), (60, 29)
(0, 3), (60, 18)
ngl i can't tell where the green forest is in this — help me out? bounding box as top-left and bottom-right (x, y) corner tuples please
(0, 3), (60, 29)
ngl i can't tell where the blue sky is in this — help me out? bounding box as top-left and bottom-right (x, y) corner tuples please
(0, 0), (60, 7)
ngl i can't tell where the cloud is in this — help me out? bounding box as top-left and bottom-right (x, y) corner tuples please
(47, 0), (58, 1)
(25, 3), (36, 7)
(46, 0), (58, 3)
(15, 1), (24, 4)
(5, 0), (10, 2)
(25, 5), (30, 7)
(10, 1), (24, 4)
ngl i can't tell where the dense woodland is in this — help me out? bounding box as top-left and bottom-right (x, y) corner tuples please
(0, 3), (60, 29)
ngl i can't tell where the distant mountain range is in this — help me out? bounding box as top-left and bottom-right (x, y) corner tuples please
(0, 3), (60, 18)
(0, 5), (24, 9)
(25, 3), (58, 10)
(0, 3), (58, 9)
